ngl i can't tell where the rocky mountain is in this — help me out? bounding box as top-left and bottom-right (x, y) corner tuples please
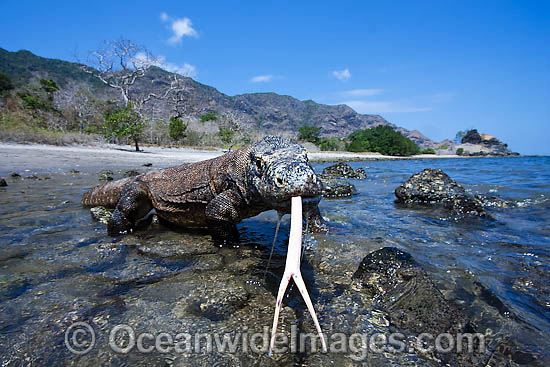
(1, 47), (439, 147)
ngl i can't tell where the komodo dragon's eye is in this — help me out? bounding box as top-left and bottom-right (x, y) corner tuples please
(255, 159), (263, 174)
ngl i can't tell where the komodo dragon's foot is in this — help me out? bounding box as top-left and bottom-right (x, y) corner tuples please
(107, 209), (134, 236)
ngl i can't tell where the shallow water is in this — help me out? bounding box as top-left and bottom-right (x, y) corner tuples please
(0, 157), (549, 365)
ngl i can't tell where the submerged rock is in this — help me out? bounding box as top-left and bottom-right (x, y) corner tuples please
(90, 206), (112, 224)
(322, 162), (366, 179)
(352, 247), (467, 336)
(98, 170), (114, 181)
(349, 247), (545, 366)
(123, 169), (141, 177)
(319, 176), (357, 198)
(395, 168), (487, 217)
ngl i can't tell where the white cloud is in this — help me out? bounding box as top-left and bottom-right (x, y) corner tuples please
(134, 52), (197, 78)
(250, 74), (274, 83)
(341, 100), (432, 114)
(160, 13), (198, 44)
(332, 68), (351, 81)
(341, 88), (383, 97)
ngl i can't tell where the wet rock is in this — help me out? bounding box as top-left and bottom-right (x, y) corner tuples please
(322, 162), (366, 179)
(90, 206), (112, 224)
(348, 247), (512, 367)
(319, 176), (357, 198)
(98, 170), (114, 181)
(142, 162), (153, 167)
(68, 169), (80, 174)
(0, 178), (7, 187)
(395, 169), (487, 217)
(180, 281), (249, 321)
(474, 194), (512, 208)
(99, 173), (113, 181)
(352, 247), (467, 336)
(123, 169), (141, 177)
(136, 238), (218, 258)
(9, 172), (20, 178)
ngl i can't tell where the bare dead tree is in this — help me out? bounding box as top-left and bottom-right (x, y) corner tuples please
(81, 38), (189, 151)
(168, 78), (192, 119)
(82, 38), (152, 106)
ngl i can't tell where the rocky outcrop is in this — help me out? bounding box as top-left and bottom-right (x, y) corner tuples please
(352, 247), (467, 336)
(321, 162), (366, 179)
(319, 177), (357, 198)
(0, 178), (7, 187)
(317, 162), (363, 198)
(350, 247), (542, 366)
(395, 169), (487, 217)
(459, 129), (518, 156)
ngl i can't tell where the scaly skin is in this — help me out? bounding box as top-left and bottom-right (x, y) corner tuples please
(82, 136), (325, 241)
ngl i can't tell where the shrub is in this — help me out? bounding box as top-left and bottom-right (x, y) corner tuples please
(17, 91), (51, 110)
(200, 111), (218, 123)
(437, 144), (448, 150)
(456, 148), (464, 156)
(218, 127), (235, 145)
(420, 148), (436, 154)
(318, 137), (340, 151)
(168, 116), (187, 141)
(346, 125), (420, 156)
(0, 72), (14, 94)
(298, 124), (320, 144)
(39, 78), (60, 94)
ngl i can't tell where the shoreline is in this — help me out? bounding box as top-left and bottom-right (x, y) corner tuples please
(0, 142), (524, 176)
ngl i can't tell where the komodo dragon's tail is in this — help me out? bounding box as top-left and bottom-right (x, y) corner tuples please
(82, 177), (137, 207)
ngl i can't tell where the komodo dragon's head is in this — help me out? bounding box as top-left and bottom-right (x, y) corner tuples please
(247, 136), (324, 212)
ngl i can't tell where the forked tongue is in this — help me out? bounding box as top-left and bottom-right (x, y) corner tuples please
(268, 196), (327, 356)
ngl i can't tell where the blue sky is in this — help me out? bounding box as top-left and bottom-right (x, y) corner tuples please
(1, 0), (549, 154)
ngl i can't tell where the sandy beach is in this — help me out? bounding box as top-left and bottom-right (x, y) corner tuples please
(0, 142), (459, 176)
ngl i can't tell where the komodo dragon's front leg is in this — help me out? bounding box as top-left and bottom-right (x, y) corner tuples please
(205, 189), (245, 244)
(107, 182), (154, 236)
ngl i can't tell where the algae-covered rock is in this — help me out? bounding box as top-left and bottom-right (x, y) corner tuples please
(322, 162), (366, 179)
(395, 169), (487, 217)
(90, 206), (112, 224)
(319, 176), (357, 198)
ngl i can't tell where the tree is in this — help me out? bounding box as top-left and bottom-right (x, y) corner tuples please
(346, 125), (420, 156)
(454, 130), (467, 144)
(168, 116), (187, 141)
(82, 38), (187, 151)
(317, 137), (341, 151)
(0, 72), (14, 94)
(82, 38), (154, 106)
(104, 102), (145, 151)
(298, 124), (320, 144)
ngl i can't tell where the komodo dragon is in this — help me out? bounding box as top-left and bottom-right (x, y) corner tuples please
(82, 136), (325, 242)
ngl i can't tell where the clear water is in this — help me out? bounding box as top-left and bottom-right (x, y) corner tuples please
(0, 156), (549, 365)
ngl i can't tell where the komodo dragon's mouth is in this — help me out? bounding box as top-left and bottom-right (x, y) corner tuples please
(271, 194), (321, 213)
